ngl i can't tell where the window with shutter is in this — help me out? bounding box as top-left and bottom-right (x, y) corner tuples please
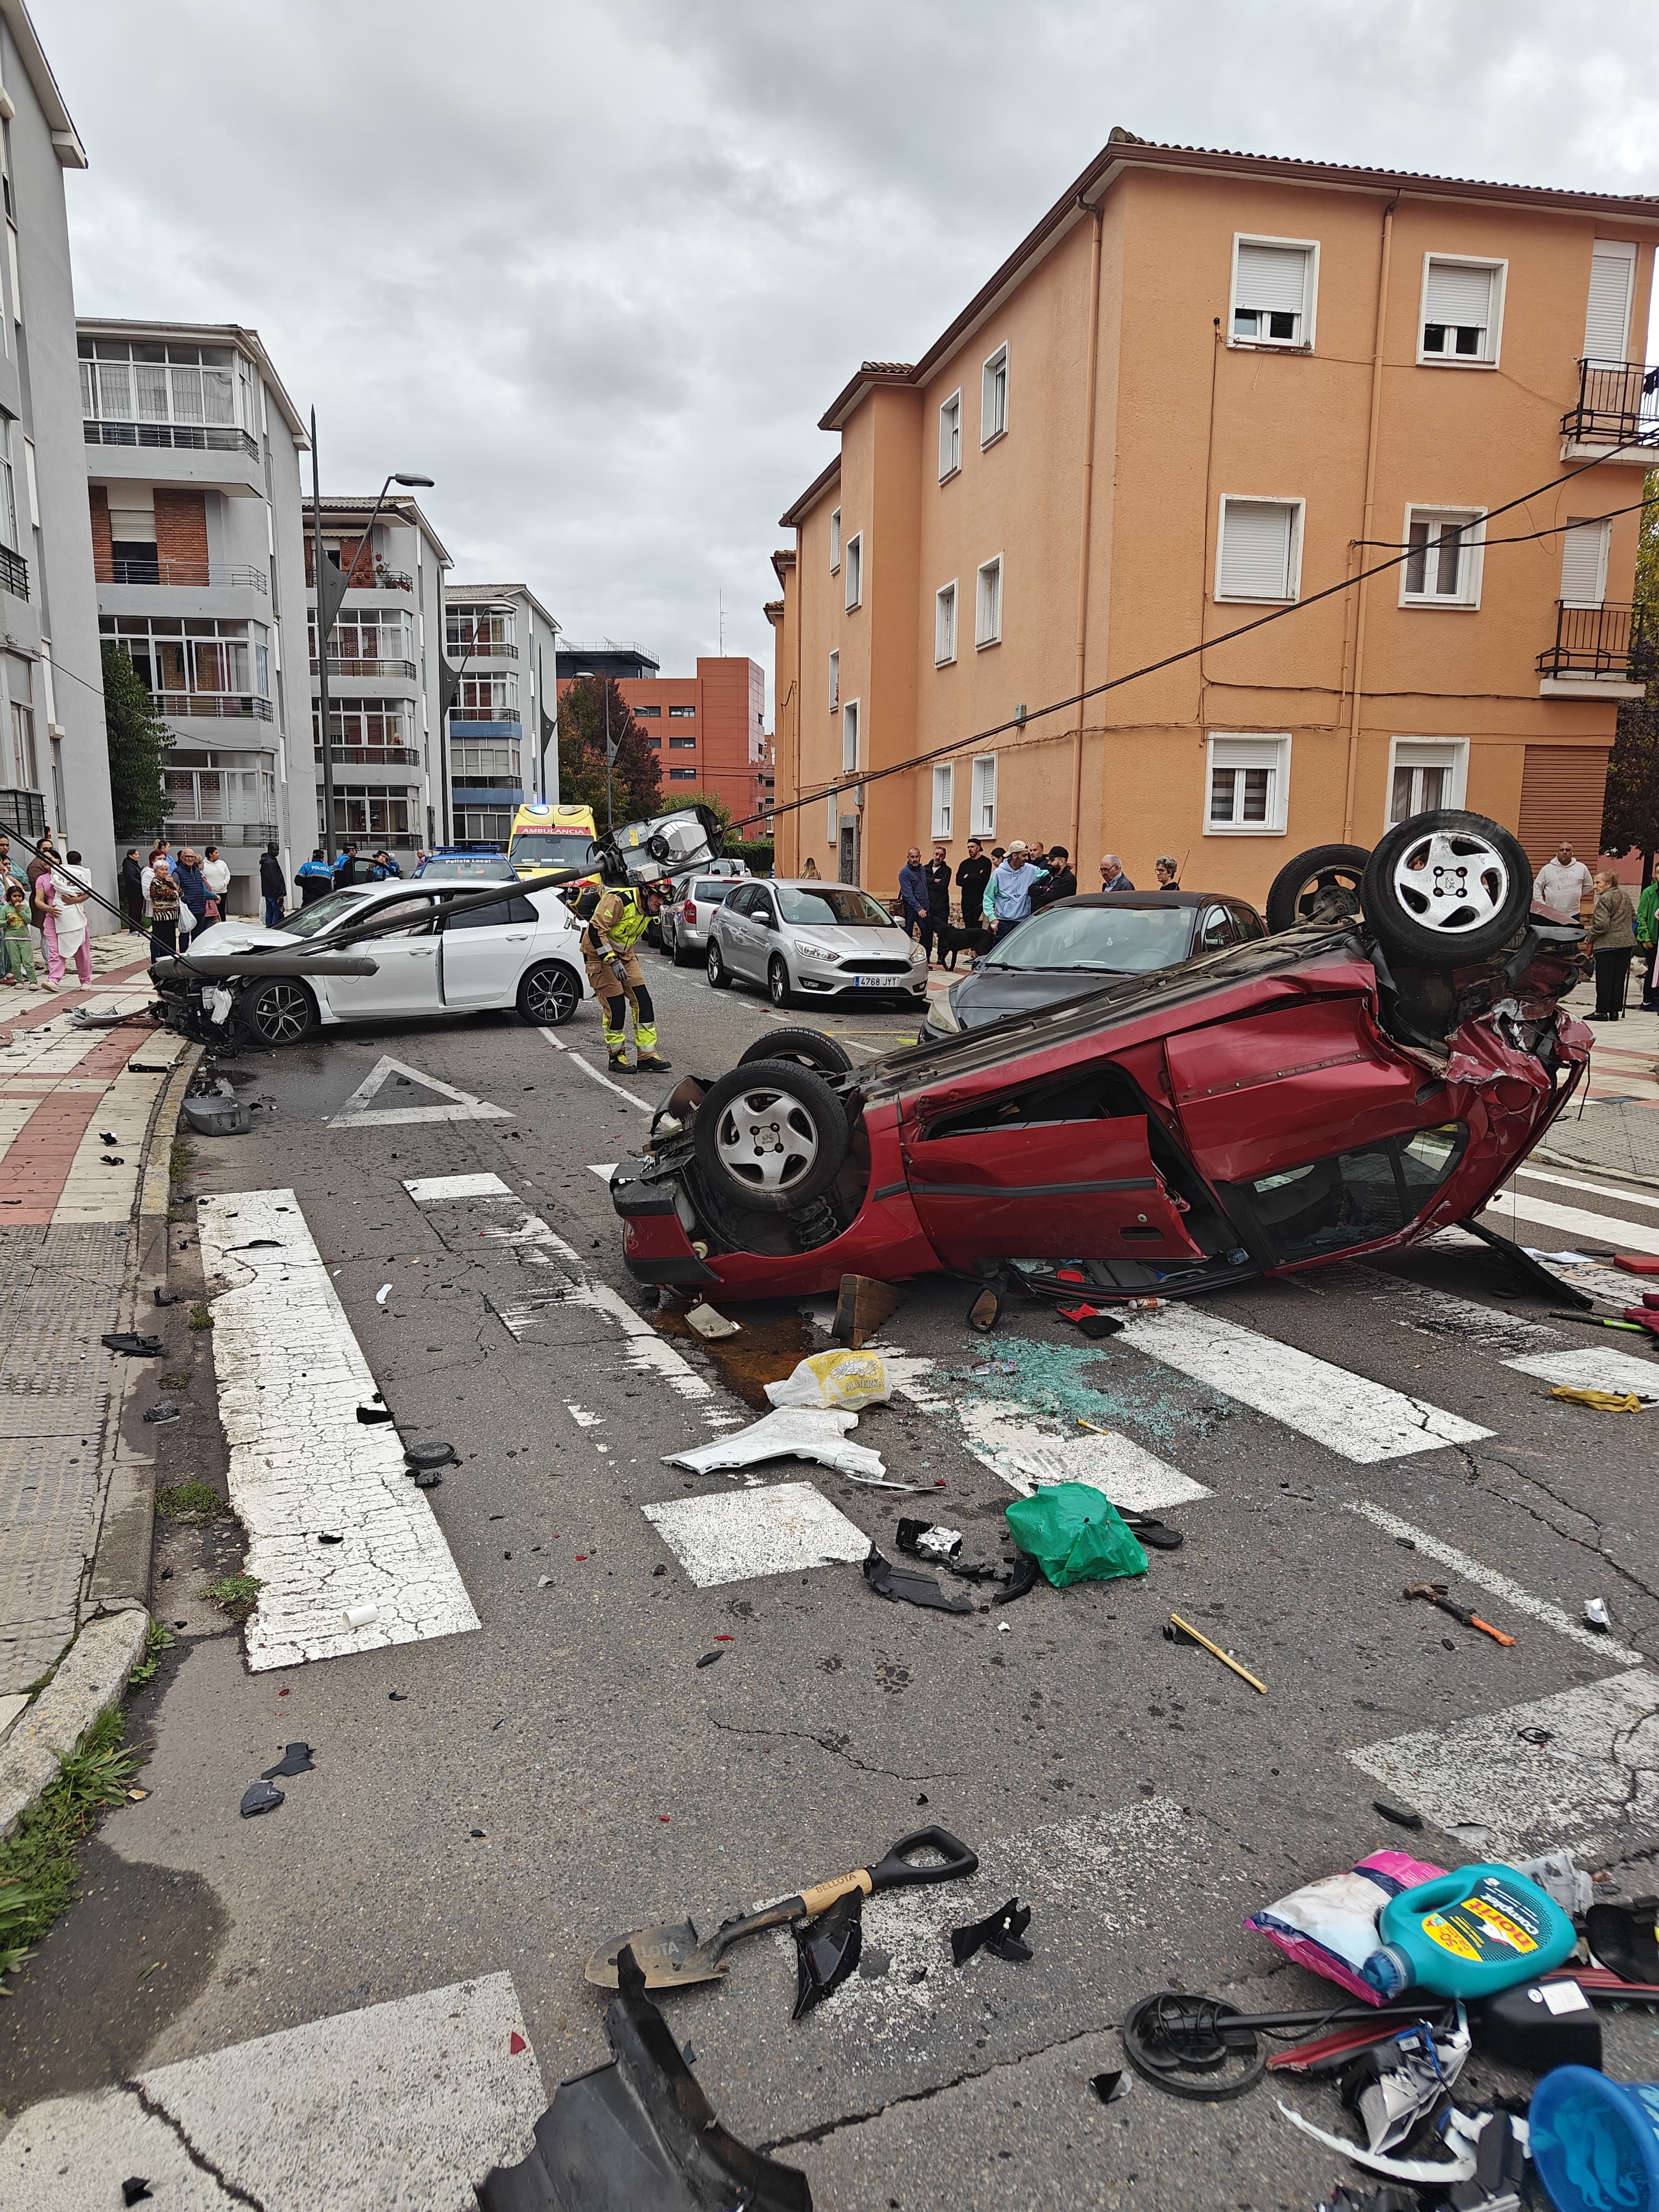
(1421, 258), (1502, 362)
(971, 754), (996, 835)
(1583, 242), (1635, 362)
(939, 392), (962, 480)
(1400, 507), (1483, 605)
(1206, 734), (1290, 833)
(1558, 518), (1609, 608)
(1388, 738), (1467, 826)
(1231, 240), (1315, 347)
(932, 765), (954, 840)
(975, 557), (1002, 645)
(1216, 499), (1299, 601)
(935, 582), (957, 665)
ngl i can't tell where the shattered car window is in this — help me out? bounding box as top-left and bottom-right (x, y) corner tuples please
(1239, 1123), (1468, 1264)
(776, 885), (895, 928)
(983, 903), (1193, 974)
(278, 889), (375, 938)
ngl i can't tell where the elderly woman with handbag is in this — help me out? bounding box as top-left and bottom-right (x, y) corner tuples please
(1587, 870), (1637, 1021)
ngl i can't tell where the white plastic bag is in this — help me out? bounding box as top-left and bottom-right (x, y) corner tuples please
(663, 1405), (914, 1487)
(764, 1350), (891, 1412)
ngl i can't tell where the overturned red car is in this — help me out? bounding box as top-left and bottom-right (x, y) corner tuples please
(611, 812), (1589, 1306)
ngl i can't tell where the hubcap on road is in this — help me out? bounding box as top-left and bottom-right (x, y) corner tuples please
(1391, 829), (1508, 934)
(715, 1084), (819, 1193)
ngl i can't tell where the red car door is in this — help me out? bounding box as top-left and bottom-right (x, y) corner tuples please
(901, 1108), (1204, 1269)
(1165, 994), (1424, 1187)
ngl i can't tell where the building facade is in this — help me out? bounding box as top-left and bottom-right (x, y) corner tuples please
(555, 644), (771, 828)
(444, 583), (559, 844)
(0, 5), (112, 915)
(81, 319), (312, 915)
(307, 495), (448, 866)
(772, 133), (1659, 905)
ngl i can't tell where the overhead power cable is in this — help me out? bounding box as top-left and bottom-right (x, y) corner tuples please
(738, 440), (1658, 835)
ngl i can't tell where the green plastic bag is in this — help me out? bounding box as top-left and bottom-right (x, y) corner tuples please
(1004, 1483), (1148, 1588)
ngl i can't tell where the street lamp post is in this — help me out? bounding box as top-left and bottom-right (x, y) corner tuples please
(309, 415), (431, 865)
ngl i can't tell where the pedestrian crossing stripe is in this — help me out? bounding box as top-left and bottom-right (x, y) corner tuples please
(1350, 1668), (1659, 1860)
(1480, 1186), (1659, 1258)
(327, 1054), (512, 1127)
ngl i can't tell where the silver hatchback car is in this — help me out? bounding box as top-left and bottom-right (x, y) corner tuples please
(706, 878), (930, 1010)
(661, 872), (739, 966)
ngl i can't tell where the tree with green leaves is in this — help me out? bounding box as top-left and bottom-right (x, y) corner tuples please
(1600, 470), (1659, 890)
(556, 676), (660, 828)
(102, 642), (172, 841)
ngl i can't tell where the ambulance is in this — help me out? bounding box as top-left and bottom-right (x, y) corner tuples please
(507, 802), (600, 891)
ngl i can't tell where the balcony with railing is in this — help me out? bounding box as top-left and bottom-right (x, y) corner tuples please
(1561, 359), (1659, 450)
(1537, 601), (1656, 683)
(164, 819), (279, 849)
(450, 707), (521, 725)
(154, 692), (274, 721)
(313, 747), (420, 768)
(84, 419), (260, 460)
(0, 545), (28, 601)
(95, 556), (267, 591)
(309, 657), (418, 680)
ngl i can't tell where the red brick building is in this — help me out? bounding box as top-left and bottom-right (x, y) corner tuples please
(555, 646), (771, 832)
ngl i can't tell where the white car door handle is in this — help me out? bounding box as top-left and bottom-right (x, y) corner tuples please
(506, 933), (529, 941)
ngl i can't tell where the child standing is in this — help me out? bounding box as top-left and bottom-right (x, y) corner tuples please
(2, 880), (36, 986)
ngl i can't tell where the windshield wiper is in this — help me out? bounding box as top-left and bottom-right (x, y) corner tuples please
(996, 961), (1124, 974)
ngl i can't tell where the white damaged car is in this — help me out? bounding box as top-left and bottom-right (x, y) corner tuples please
(159, 878), (591, 1046)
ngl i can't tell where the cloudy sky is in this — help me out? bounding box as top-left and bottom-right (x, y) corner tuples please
(38, 0), (1659, 716)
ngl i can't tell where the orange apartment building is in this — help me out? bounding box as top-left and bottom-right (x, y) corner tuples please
(767, 132), (1659, 906)
(554, 645), (771, 827)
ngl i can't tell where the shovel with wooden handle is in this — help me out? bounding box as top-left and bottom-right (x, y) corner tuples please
(584, 1825), (979, 1990)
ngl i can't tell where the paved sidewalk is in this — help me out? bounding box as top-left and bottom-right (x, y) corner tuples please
(1536, 978), (1659, 1182)
(0, 934), (189, 1705)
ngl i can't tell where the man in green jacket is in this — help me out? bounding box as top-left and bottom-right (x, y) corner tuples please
(1636, 877), (1658, 1010)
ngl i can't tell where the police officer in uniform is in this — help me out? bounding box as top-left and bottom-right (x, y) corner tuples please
(582, 867), (673, 1073)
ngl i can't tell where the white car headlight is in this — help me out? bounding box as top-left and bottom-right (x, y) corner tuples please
(929, 990), (960, 1033)
(794, 938), (837, 962)
(908, 941), (928, 964)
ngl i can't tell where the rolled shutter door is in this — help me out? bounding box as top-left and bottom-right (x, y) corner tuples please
(1235, 244), (1307, 315)
(1517, 745), (1611, 872)
(1425, 261), (1495, 329)
(1218, 502), (1294, 598)
(1583, 242), (1635, 362)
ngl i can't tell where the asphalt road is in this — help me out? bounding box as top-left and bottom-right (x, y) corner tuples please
(4, 943), (1658, 2212)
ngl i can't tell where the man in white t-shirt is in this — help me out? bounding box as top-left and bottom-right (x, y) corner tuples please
(1533, 841), (1595, 919)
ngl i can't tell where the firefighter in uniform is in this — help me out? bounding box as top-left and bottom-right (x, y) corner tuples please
(582, 872), (673, 1073)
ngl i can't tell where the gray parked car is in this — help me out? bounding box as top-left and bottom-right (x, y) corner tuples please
(661, 873), (740, 966)
(705, 878), (930, 1010)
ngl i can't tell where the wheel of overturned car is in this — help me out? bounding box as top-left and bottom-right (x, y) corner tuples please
(1265, 844), (1370, 933)
(517, 960), (580, 1026)
(1361, 810), (1533, 972)
(767, 956), (794, 1010)
(707, 942), (731, 990)
(238, 977), (315, 1047)
(692, 1058), (849, 1215)
(737, 1027), (854, 1076)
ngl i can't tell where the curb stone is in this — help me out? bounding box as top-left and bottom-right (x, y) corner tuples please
(86, 1046), (202, 1617)
(0, 1609), (150, 1841)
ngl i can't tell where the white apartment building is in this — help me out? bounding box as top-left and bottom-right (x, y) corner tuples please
(79, 319), (313, 915)
(0, 4), (111, 913)
(443, 582), (559, 842)
(309, 496), (448, 863)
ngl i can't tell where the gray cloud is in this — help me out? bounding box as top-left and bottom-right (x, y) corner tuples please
(37, 0), (1659, 712)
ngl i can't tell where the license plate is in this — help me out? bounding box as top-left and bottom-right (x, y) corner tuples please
(852, 975), (885, 988)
